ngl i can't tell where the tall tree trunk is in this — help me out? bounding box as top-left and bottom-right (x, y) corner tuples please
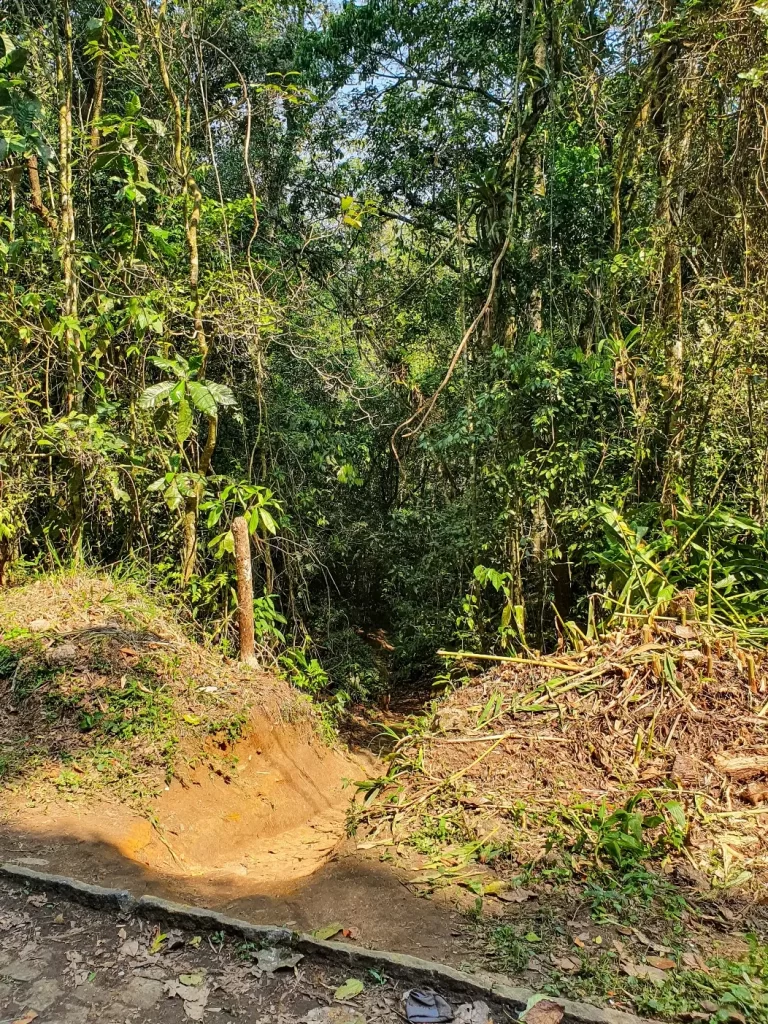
(147, 0), (213, 580)
(652, 0), (690, 500)
(180, 415), (216, 584)
(55, 2), (80, 414)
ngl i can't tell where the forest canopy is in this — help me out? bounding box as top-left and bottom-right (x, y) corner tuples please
(2, 0), (768, 700)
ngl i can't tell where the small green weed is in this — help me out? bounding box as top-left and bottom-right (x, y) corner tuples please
(491, 924), (554, 973)
(547, 952), (622, 1003)
(0, 644), (19, 677)
(629, 936), (768, 1023)
(207, 713), (248, 743)
(411, 813), (467, 856)
(558, 792), (687, 870)
(583, 866), (689, 924)
(77, 679), (174, 740)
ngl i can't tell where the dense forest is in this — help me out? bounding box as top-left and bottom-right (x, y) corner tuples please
(2, 0), (768, 705)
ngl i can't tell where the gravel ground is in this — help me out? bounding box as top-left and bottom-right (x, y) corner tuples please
(0, 880), (497, 1024)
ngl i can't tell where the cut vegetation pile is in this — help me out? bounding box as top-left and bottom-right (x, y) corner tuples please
(361, 619), (768, 893)
(0, 574), (304, 804)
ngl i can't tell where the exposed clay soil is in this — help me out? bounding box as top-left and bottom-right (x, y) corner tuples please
(0, 726), (472, 963)
(0, 574), (474, 963)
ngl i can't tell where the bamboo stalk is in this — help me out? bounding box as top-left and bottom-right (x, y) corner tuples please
(437, 649), (584, 671)
(432, 732), (570, 744)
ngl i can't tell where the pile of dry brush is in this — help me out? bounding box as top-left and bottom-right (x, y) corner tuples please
(362, 617), (768, 888)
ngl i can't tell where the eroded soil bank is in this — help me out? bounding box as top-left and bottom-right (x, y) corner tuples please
(0, 721), (471, 964)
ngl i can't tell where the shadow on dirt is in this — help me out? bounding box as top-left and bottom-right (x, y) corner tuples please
(0, 821), (473, 964)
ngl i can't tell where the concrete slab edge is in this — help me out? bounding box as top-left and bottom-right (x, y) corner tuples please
(0, 863), (661, 1024)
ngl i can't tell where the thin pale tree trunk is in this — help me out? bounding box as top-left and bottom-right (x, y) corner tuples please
(232, 516), (258, 666)
(55, 2), (80, 415)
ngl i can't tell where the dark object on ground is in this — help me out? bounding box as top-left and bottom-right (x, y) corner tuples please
(406, 988), (454, 1023)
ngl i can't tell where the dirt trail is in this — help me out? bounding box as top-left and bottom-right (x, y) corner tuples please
(0, 876), (487, 1024)
(0, 716), (471, 964)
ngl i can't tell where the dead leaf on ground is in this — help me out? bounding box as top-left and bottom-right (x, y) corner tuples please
(521, 997), (564, 1024)
(631, 928), (671, 954)
(304, 1008), (366, 1024)
(621, 961), (667, 985)
(119, 938), (140, 957)
(13, 1013), (39, 1024)
(252, 948), (303, 974)
(164, 979), (211, 1021)
(454, 1000), (491, 1024)
(488, 883), (536, 903)
(674, 625), (696, 639)
(551, 955), (578, 973)
(26, 893), (47, 908)
(646, 956), (676, 970)
(179, 971), (206, 986)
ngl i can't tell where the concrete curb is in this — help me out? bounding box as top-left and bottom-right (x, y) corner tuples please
(0, 863), (660, 1024)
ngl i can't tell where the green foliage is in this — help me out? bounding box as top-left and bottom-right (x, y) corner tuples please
(595, 501), (768, 628)
(629, 937), (768, 1024)
(0, 644), (19, 677)
(280, 644), (329, 695)
(558, 793), (688, 871)
(75, 677), (175, 742)
(2, 0), (768, 702)
(582, 867), (688, 924)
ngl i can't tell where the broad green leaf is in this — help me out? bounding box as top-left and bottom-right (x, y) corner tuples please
(259, 508), (277, 534)
(187, 381), (218, 417)
(334, 978), (364, 1000)
(664, 800), (687, 830)
(4, 46), (28, 73)
(205, 380), (237, 407)
(138, 381), (175, 408)
(176, 398), (193, 444)
(163, 480), (183, 511)
(141, 116), (166, 136)
(148, 355), (188, 377)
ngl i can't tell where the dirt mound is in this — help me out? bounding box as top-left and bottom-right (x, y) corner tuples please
(361, 621), (768, 890)
(0, 572), (360, 886)
(0, 573), (310, 797)
(0, 574), (474, 962)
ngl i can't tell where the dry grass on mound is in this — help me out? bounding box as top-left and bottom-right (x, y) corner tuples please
(361, 620), (768, 892)
(0, 573), (305, 803)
